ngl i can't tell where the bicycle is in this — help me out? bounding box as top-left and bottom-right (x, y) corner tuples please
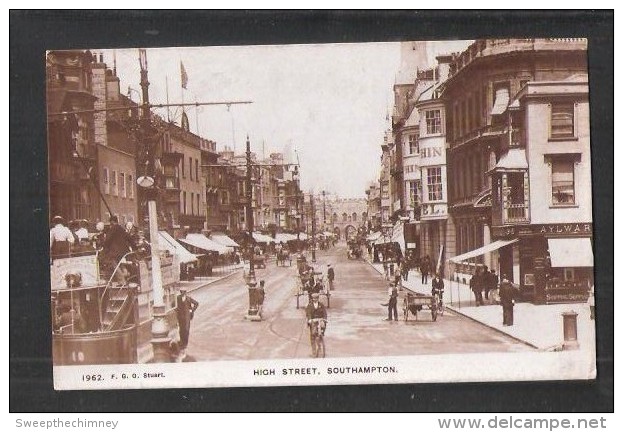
(309, 318), (327, 358)
(434, 291), (445, 317)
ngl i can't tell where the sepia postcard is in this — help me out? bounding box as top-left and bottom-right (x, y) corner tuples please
(47, 39), (596, 390)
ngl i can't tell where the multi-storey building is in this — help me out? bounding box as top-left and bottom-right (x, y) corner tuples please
(379, 130), (392, 223)
(415, 57), (454, 275)
(91, 56), (139, 226)
(47, 50), (100, 223)
(365, 182), (381, 231)
(444, 38), (592, 303)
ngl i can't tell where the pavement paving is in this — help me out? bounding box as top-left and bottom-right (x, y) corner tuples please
(365, 255), (596, 353)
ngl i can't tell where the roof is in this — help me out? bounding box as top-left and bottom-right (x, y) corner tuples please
(494, 148), (528, 171)
(403, 106), (420, 128)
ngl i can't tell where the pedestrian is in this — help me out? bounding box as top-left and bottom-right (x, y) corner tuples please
(421, 255), (430, 285)
(401, 259), (409, 282)
(176, 288), (199, 358)
(470, 267), (484, 306)
(499, 275), (517, 326)
(385, 283), (399, 321)
(327, 264), (335, 290)
(394, 266), (402, 290)
(482, 266), (491, 301)
(489, 269), (500, 304)
(382, 261), (389, 281)
(50, 215), (75, 257)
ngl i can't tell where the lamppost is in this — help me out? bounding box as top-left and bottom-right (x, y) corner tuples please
(293, 166), (301, 252)
(137, 49), (170, 362)
(244, 135), (260, 321)
(321, 190), (327, 229)
(311, 192), (317, 263)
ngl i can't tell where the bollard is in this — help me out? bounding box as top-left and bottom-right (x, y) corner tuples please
(562, 311), (579, 350)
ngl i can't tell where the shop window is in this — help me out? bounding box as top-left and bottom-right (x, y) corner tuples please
(550, 103), (575, 139)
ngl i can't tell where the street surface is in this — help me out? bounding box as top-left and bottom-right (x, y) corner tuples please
(186, 243), (532, 360)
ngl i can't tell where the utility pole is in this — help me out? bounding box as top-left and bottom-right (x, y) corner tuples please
(245, 135), (260, 320)
(311, 192), (317, 263)
(138, 48), (170, 362)
(322, 190), (327, 229)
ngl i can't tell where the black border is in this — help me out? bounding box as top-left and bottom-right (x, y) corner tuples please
(10, 10), (613, 412)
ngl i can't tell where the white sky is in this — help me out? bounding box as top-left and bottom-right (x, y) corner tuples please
(101, 41), (470, 198)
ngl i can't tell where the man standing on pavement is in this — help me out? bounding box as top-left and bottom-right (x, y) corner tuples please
(470, 267), (484, 306)
(176, 288), (199, 358)
(385, 283), (399, 321)
(482, 266), (491, 301)
(499, 275), (517, 326)
(327, 264), (335, 290)
(420, 255), (430, 285)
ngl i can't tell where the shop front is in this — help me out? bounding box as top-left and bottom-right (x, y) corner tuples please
(491, 223), (594, 304)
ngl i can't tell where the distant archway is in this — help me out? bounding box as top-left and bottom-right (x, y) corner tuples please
(333, 226), (341, 239)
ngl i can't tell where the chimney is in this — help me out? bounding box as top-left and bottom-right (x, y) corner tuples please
(436, 54), (454, 83)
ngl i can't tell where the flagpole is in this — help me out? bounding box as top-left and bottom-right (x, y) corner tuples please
(195, 97), (200, 135)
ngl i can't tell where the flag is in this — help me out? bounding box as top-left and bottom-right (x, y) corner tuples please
(180, 61), (188, 89)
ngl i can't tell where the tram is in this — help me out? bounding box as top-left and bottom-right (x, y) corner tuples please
(51, 245), (181, 365)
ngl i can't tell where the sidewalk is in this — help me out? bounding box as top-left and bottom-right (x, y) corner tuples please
(365, 257), (596, 353)
(180, 263), (245, 293)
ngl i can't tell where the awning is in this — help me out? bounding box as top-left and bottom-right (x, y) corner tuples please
(491, 88), (510, 115)
(493, 148), (528, 171)
(275, 233), (297, 243)
(449, 239), (519, 264)
(211, 232), (239, 248)
(180, 234), (231, 254)
(548, 238), (594, 267)
(158, 231), (197, 264)
(252, 232), (275, 243)
(391, 221), (406, 255)
(298, 233), (308, 240)
(366, 231), (382, 242)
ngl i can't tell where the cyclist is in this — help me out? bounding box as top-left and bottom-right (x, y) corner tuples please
(306, 293), (327, 350)
(431, 273), (445, 311)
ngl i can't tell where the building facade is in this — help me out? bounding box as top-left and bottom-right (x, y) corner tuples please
(47, 50), (100, 224)
(443, 38), (591, 303)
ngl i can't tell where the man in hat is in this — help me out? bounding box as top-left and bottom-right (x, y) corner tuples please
(499, 275), (517, 326)
(176, 288), (199, 356)
(50, 215), (75, 257)
(385, 282), (399, 321)
(100, 215), (134, 279)
(305, 292), (327, 348)
(327, 264), (335, 291)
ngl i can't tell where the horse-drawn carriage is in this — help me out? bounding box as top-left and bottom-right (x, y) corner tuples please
(276, 248), (292, 267)
(294, 271), (331, 309)
(347, 240), (362, 260)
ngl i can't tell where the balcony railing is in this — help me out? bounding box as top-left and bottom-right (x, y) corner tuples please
(504, 203), (529, 224)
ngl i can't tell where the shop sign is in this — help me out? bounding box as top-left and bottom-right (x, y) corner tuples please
(492, 223), (593, 238)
